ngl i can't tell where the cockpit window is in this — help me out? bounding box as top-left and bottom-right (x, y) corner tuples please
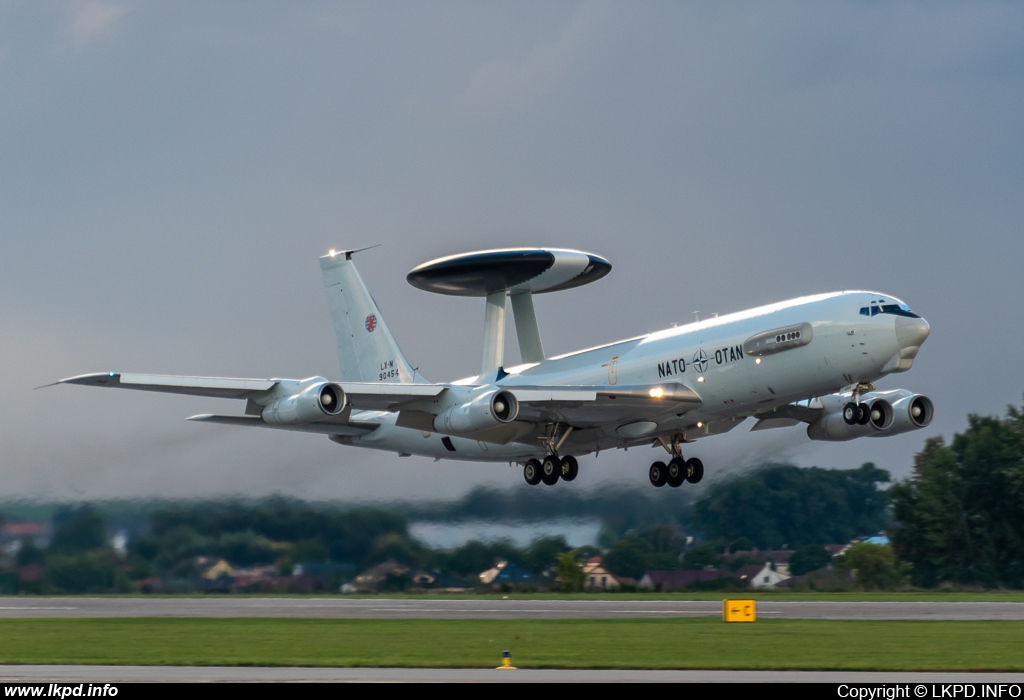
(859, 302), (920, 318)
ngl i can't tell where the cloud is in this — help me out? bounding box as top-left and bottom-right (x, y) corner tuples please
(66, 0), (130, 45)
(454, 3), (607, 120)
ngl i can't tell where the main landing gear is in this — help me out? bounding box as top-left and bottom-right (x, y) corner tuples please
(649, 434), (704, 488)
(524, 422), (579, 486)
(523, 454), (578, 486)
(649, 456), (703, 488)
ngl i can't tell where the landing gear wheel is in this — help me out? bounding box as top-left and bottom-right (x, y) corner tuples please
(523, 459), (541, 486)
(541, 455), (560, 485)
(667, 457), (685, 488)
(649, 461), (667, 487)
(685, 457), (704, 484)
(843, 402), (861, 425)
(856, 403), (871, 426)
(560, 455), (579, 482)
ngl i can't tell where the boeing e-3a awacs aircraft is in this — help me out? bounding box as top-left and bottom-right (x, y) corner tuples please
(58, 247), (933, 488)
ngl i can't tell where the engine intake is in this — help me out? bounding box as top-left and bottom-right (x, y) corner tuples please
(262, 382), (347, 426)
(807, 398), (893, 442)
(877, 394), (934, 436)
(433, 389), (519, 435)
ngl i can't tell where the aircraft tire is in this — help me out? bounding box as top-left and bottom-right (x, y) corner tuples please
(667, 457), (685, 488)
(541, 455), (560, 485)
(649, 461), (667, 487)
(843, 402), (861, 425)
(560, 455), (579, 482)
(523, 459), (542, 486)
(685, 457), (704, 484)
(856, 403), (871, 425)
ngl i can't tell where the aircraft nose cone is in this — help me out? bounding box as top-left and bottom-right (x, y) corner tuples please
(896, 316), (930, 350)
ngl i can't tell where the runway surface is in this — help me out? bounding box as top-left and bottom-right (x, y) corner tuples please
(1, 597), (1023, 619)
(2, 666), (1024, 683)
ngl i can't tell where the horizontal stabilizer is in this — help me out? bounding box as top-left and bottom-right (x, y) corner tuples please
(187, 414), (377, 436)
(58, 373), (274, 399)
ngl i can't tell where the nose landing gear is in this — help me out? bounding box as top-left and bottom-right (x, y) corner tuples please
(843, 382), (876, 425)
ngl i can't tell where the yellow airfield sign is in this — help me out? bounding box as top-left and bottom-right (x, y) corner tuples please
(723, 599), (756, 622)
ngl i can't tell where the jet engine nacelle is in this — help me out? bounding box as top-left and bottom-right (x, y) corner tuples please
(871, 394), (933, 437)
(433, 389), (519, 435)
(262, 381), (347, 426)
(807, 398), (894, 442)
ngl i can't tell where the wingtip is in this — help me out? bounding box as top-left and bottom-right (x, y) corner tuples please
(44, 372), (122, 389)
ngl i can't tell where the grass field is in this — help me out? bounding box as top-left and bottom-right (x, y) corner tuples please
(2, 618), (1023, 670)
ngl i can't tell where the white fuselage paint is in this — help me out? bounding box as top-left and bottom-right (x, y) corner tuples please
(347, 291), (908, 462)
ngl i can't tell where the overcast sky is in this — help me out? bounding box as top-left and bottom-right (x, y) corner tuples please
(2, 1), (1022, 502)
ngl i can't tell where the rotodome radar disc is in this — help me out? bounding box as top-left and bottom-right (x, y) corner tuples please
(406, 248), (612, 296)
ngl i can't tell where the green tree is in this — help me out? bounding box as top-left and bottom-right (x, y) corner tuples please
(681, 544), (722, 570)
(602, 535), (653, 579)
(571, 545), (602, 563)
(693, 463), (890, 548)
(640, 526), (686, 569)
(15, 538), (45, 567)
(366, 532), (420, 566)
(50, 506), (107, 553)
(890, 405), (1024, 588)
(834, 543), (908, 590)
(523, 536), (570, 574)
(45, 550), (130, 593)
(789, 544), (833, 576)
(556, 551), (585, 592)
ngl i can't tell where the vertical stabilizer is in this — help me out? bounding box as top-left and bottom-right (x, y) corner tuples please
(320, 250), (422, 384)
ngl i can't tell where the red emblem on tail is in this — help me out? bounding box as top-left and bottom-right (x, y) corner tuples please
(365, 314), (377, 332)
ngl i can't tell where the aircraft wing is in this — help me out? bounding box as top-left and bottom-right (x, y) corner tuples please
(56, 373), (698, 441)
(391, 381), (702, 444)
(504, 382), (701, 426)
(54, 373), (446, 436)
(56, 372), (444, 409)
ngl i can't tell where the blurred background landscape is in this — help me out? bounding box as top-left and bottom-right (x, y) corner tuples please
(3, 399), (1021, 595)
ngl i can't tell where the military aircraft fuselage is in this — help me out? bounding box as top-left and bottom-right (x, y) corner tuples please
(344, 290), (928, 462)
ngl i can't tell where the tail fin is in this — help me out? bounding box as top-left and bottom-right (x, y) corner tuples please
(319, 249), (423, 384)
